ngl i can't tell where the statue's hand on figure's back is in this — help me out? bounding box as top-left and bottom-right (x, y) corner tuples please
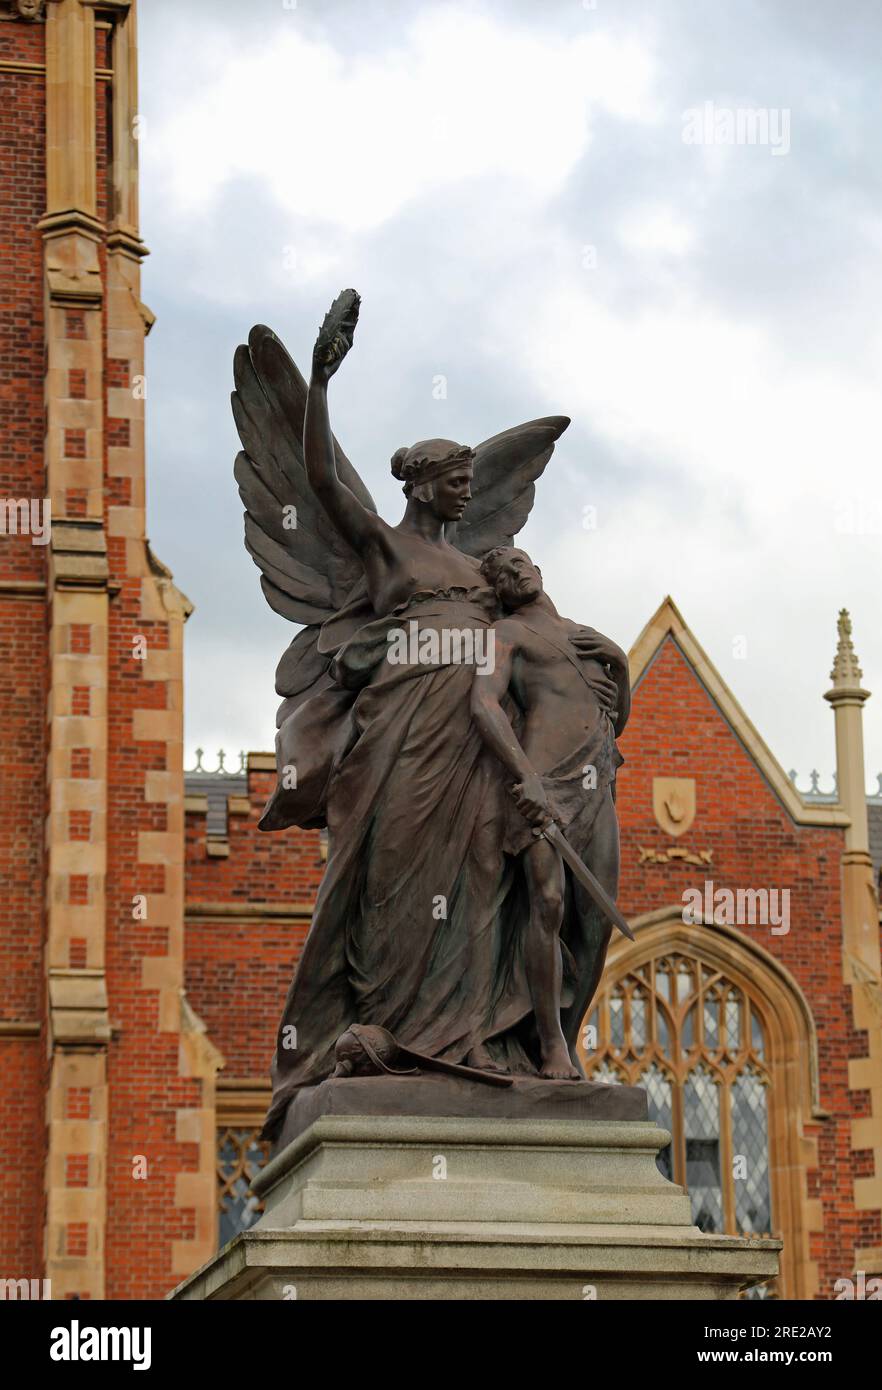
(568, 625), (630, 734)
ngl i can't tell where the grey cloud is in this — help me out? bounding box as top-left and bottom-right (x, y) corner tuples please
(139, 0), (882, 778)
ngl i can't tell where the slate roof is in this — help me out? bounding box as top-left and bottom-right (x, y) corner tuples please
(185, 769), (248, 837)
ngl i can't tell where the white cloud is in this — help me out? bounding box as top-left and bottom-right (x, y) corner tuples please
(481, 264), (882, 782)
(143, 9), (659, 240)
(618, 203), (696, 256)
(139, 1), (882, 782)
(510, 279), (882, 526)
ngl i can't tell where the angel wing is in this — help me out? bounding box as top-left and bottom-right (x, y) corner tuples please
(232, 323), (376, 625)
(446, 415), (570, 557)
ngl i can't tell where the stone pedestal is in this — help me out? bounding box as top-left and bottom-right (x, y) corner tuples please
(171, 1083), (780, 1300)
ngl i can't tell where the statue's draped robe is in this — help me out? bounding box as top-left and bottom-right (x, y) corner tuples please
(264, 588), (513, 1136)
(262, 586), (622, 1138)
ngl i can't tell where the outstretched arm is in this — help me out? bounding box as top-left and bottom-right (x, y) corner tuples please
(304, 347), (382, 554)
(471, 631), (551, 827)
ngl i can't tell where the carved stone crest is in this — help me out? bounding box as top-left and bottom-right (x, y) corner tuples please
(652, 776), (696, 837)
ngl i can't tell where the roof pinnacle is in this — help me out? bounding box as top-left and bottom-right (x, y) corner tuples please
(825, 608), (870, 706)
(830, 609), (863, 687)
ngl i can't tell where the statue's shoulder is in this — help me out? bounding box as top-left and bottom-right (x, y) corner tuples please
(493, 613), (537, 652)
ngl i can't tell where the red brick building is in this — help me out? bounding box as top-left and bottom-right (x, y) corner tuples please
(180, 600), (882, 1301)
(589, 598), (882, 1299)
(1, 0), (212, 1300)
(2, 0), (881, 1303)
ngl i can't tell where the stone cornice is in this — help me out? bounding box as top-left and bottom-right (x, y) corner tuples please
(48, 968), (111, 1046)
(248, 752), (277, 773)
(38, 208), (104, 240)
(106, 226), (149, 261)
(185, 901), (314, 921)
(41, 215), (104, 307)
(0, 579), (47, 597)
(50, 518), (109, 590)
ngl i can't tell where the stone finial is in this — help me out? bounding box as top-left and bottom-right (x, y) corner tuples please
(825, 608), (870, 711)
(829, 609), (863, 688)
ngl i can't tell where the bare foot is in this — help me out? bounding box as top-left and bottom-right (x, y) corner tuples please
(466, 1043), (507, 1074)
(540, 1046), (582, 1081)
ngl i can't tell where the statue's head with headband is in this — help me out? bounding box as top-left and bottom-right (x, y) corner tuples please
(390, 438), (476, 516)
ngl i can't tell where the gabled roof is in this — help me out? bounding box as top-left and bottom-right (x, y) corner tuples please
(627, 596), (850, 830)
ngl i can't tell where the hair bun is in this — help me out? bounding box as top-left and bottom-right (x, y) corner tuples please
(390, 447), (410, 481)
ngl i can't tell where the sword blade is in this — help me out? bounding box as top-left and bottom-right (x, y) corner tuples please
(542, 821), (635, 942)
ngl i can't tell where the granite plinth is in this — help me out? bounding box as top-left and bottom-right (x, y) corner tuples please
(170, 1113), (781, 1301)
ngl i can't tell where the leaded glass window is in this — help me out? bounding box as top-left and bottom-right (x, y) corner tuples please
(731, 1069), (772, 1234)
(217, 1127), (271, 1248)
(640, 1061), (674, 1180)
(684, 1065), (723, 1233)
(580, 951), (774, 1258)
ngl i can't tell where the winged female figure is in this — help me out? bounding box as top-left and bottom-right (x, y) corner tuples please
(233, 291), (571, 1137)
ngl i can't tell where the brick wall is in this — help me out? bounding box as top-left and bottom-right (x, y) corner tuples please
(616, 635), (879, 1291)
(184, 769), (324, 1075)
(0, 16), (48, 1285)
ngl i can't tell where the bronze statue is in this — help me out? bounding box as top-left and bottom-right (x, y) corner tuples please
(332, 1024), (512, 1086)
(471, 546), (629, 1079)
(232, 291), (630, 1138)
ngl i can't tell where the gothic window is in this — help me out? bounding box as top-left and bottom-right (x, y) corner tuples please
(580, 951), (773, 1250)
(216, 1127), (271, 1248)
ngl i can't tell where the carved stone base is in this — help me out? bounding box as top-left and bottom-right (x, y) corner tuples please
(170, 1114), (780, 1301)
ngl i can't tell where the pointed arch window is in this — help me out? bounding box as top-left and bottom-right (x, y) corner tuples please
(217, 1127), (271, 1248)
(581, 951), (773, 1244)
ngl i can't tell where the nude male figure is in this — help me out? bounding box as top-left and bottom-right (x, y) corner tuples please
(471, 547), (631, 1079)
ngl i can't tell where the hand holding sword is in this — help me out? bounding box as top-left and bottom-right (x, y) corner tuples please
(511, 775), (635, 943)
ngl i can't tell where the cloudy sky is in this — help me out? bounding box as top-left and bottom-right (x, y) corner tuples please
(138, 0), (882, 790)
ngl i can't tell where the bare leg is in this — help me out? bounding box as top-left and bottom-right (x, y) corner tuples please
(561, 789), (620, 1057)
(523, 835), (581, 1080)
